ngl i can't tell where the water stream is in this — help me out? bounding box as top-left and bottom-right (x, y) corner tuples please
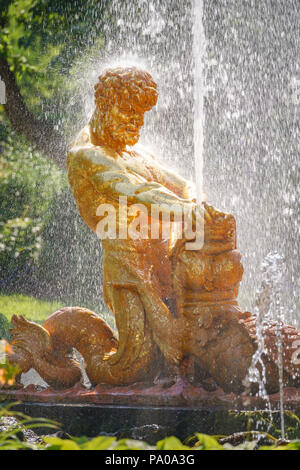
(247, 252), (286, 438)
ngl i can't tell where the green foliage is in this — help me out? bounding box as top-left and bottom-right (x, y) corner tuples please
(0, 128), (63, 280)
(34, 433), (300, 451)
(0, 402), (58, 450)
(43, 437), (82, 450)
(156, 436), (190, 450)
(0, 0), (107, 121)
(44, 435), (154, 450)
(0, 0), (62, 112)
(0, 0), (108, 304)
(0, 355), (20, 387)
(223, 441), (258, 450)
(0, 119), (104, 314)
(0, 341), (20, 387)
(0, 130), (63, 218)
(0, 313), (10, 341)
(268, 440), (300, 451)
(0, 217), (41, 274)
(192, 433), (223, 450)
(214, 409), (300, 441)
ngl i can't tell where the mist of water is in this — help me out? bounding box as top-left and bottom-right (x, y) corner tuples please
(60, 1), (299, 323)
(247, 251), (286, 436)
(193, 0), (205, 204)
(34, 1), (299, 336)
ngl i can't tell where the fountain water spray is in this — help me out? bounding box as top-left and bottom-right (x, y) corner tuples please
(247, 251), (286, 438)
(192, 0), (205, 249)
(193, 0), (205, 205)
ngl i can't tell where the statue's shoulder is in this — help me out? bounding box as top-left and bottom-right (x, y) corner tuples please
(133, 143), (156, 161)
(67, 126), (93, 160)
(67, 127), (118, 169)
(72, 126), (91, 147)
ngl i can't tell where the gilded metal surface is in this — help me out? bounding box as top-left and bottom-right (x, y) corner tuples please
(8, 67), (300, 393)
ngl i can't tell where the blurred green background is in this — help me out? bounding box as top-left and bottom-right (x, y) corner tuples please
(0, 0), (113, 335)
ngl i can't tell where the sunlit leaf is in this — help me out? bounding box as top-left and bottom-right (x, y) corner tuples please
(156, 436), (190, 450)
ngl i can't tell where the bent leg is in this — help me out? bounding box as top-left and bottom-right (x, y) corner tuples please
(103, 251), (185, 367)
(86, 285), (159, 385)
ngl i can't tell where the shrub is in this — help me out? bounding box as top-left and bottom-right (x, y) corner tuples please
(0, 217), (41, 278)
(0, 122), (107, 317)
(0, 124), (63, 285)
(0, 314), (10, 341)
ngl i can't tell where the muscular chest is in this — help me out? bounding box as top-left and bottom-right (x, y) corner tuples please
(117, 150), (155, 182)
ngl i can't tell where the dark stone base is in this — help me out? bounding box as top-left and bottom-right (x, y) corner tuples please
(2, 382), (300, 441)
(5, 402), (300, 443)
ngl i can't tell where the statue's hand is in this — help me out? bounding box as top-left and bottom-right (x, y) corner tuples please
(202, 202), (226, 224)
(182, 202), (227, 243)
(191, 202), (222, 228)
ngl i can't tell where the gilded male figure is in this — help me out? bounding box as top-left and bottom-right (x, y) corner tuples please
(9, 67), (300, 393)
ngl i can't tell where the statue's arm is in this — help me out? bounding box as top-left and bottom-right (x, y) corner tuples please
(67, 145), (196, 219)
(93, 168), (195, 216)
(135, 146), (196, 200)
(67, 147), (220, 228)
(149, 161), (196, 200)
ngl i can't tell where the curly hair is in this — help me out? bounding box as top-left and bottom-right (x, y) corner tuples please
(94, 66), (158, 113)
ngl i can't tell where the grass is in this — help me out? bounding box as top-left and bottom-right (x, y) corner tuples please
(0, 293), (64, 324)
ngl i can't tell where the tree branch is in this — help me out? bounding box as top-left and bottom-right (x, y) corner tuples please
(0, 56), (67, 169)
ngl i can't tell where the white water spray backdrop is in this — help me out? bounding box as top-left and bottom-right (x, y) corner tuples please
(247, 252), (286, 436)
(55, 0), (299, 324)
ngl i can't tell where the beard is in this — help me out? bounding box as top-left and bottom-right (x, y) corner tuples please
(89, 107), (141, 150)
(111, 126), (140, 147)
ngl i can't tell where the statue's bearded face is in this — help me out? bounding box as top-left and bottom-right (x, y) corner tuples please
(104, 102), (145, 147)
(90, 67), (158, 151)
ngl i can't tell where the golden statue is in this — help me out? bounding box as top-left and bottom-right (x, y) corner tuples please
(7, 67), (300, 395)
